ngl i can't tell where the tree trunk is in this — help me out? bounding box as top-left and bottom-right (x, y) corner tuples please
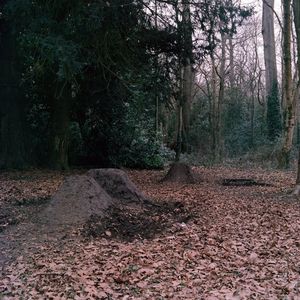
(49, 84), (71, 170)
(250, 93), (255, 148)
(154, 0), (159, 135)
(181, 0), (193, 154)
(175, 104), (183, 162)
(0, 8), (27, 169)
(292, 0), (300, 193)
(229, 35), (235, 88)
(210, 52), (218, 160)
(262, 0), (282, 140)
(217, 32), (226, 161)
(182, 59), (193, 153)
(279, 0), (295, 168)
(210, 32), (226, 162)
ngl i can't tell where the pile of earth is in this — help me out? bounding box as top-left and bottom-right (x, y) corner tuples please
(39, 169), (147, 226)
(82, 200), (192, 241)
(38, 168), (192, 239)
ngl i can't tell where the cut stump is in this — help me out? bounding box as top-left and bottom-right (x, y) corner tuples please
(87, 168), (148, 203)
(161, 162), (196, 184)
(39, 175), (113, 226)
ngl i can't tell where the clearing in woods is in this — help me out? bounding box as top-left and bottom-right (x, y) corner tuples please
(0, 166), (300, 299)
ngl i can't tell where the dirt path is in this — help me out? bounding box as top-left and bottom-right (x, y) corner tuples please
(1, 167), (300, 299)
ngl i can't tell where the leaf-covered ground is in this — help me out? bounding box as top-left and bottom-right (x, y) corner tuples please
(1, 166), (300, 299)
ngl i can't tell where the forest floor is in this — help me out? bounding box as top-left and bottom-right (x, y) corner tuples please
(1, 166), (300, 299)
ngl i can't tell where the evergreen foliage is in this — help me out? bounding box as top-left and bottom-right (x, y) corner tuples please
(0, 0), (276, 170)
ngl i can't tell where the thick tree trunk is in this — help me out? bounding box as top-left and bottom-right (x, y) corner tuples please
(181, 0), (193, 154)
(279, 0), (295, 168)
(262, 0), (282, 140)
(182, 60), (193, 153)
(174, 0), (193, 159)
(49, 84), (71, 170)
(0, 9), (27, 169)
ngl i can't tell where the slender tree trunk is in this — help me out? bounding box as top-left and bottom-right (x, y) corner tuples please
(0, 7), (27, 169)
(229, 35), (235, 89)
(210, 33), (226, 162)
(49, 84), (71, 170)
(210, 52), (218, 160)
(279, 0), (295, 168)
(250, 93), (255, 148)
(154, 0), (159, 135)
(262, 0), (282, 140)
(292, 0), (300, 193)
(217, 32), (227, 161)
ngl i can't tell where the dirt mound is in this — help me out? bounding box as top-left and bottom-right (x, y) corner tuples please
(87, 169), (147, 203)
(82, 200), (192, 242)
(162, 162), (196, 184)
(39, 175), (113, 226)
(37, 169), (150, 229)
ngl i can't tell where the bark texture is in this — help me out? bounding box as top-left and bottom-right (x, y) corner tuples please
(181, 0), (193, 154)
(210, 32), (226, 162)
(210, 52), (219, 161)
(262, 0), (282, 140)
(293, 0), (300, 192)
(279, 0), (295, 168)
(175, 0), (193, 160)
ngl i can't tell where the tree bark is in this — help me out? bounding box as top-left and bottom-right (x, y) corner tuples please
(262, 0), (282, 140)
(292, 0), (300, 193)
(210, 52), (218, 160)
(181, 0), (193, 154)
(229, 35), (235, 88)
(217, 31), (226, 161)
(210, 32), (226, 162)
(175, 104), (183, 161)
(279, 0), (295, 168)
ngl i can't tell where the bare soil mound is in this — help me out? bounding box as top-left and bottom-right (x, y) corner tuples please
(87, 168), (148, 203)
(162, 162), (196, 184)
(39, 175), (113, 226)
(82, 200), (192, 242)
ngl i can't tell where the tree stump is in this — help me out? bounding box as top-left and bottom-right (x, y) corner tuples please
(161, 162), (196, 184)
